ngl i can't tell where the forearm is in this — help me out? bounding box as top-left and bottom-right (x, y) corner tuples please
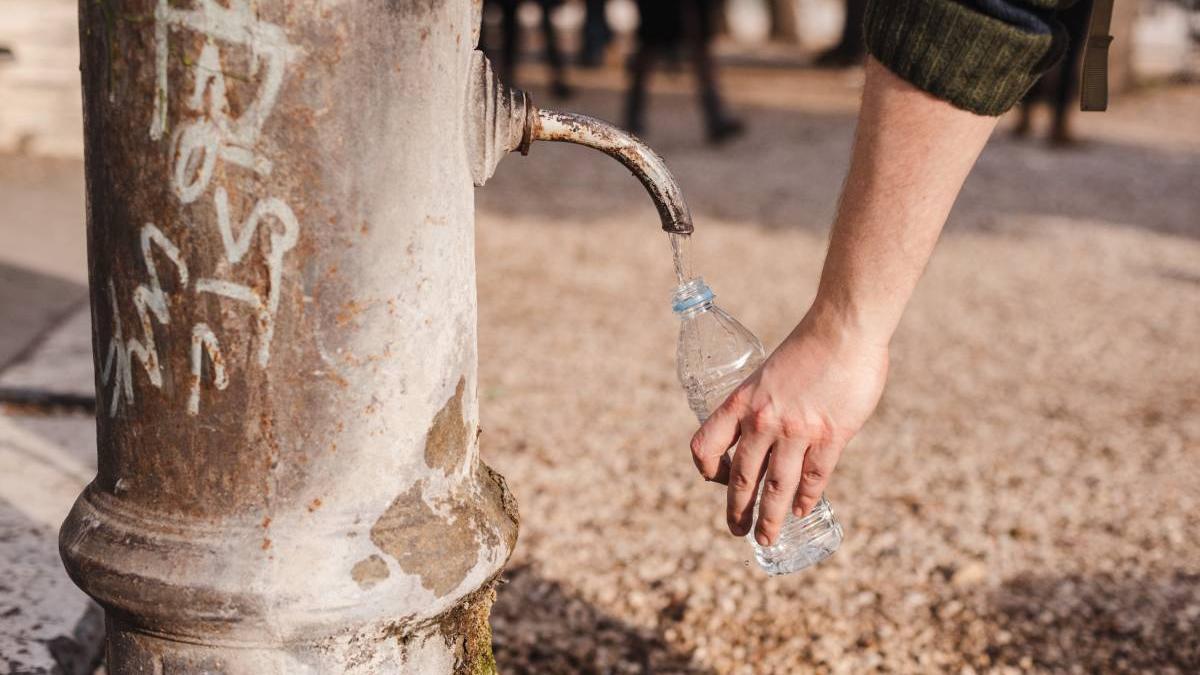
(809, 57), (999, 345)
(692, 1), (1083, 546)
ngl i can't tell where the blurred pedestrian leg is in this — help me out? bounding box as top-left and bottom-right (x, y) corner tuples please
(482, 0), (520, 84)
(540, 0), (573, 98)
(1013, 0), (1093, 145)
(481, 0), (572, 98)
(815, 0), (868, 67)
(686, 0), (743, 142)
(580, 0), (612, 67)
(626, 0), (744, 143)
(769, 0), (800, 43)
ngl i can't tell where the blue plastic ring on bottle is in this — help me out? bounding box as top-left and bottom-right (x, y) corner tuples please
(672, 285), (714, 313)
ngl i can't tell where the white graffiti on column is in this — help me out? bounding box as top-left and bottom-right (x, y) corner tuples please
(198, 187), (300, 367)
(99, 225), (189, 417)
(101, 0), (303, 417)
(188, 323), (228, 416)
(151, 0), (299, 148)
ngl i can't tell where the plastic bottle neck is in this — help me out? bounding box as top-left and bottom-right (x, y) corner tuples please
(672, 278), (715, 318)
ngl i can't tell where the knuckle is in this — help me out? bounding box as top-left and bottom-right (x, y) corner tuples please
(749, 407), (777, 433)
(811, 415), (838, 447)
(801, 467), (828, 484)
(725, 387), (749, 409)
(811, 429), (834, 448)
(761, 478), (787, 497)
(779, 416), (805, 440)
(689, 432), (706, 458)
(729, 471), (756, 490)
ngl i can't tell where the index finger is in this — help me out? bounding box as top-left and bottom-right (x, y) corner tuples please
(689, 399), (740, 481)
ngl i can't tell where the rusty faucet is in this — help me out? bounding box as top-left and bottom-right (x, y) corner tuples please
(468, 53), (694, 235)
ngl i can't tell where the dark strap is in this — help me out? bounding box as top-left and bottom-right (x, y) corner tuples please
(1080, 0), (1115, 111)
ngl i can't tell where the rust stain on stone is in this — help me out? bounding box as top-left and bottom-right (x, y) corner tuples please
(335, 298), (366, 327)
(369, 484), (472, 597)
(351, 555), (390, 590)
(368, 463), (517, 598)
(368, 378), (517, 597)
(425, 377), (468, 476)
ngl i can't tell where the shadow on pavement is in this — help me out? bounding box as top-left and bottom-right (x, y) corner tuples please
(492, 563), (712, 674)
(0, 262), (86, 370)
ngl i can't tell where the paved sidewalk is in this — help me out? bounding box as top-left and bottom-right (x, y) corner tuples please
(0, 112), (97, 670)
(0, 306), (100, 674)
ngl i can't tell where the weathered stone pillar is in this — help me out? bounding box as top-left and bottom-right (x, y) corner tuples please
(60, 0), (516, 671)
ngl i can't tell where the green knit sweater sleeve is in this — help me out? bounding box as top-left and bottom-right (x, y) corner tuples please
(864, 0), (1077, 116)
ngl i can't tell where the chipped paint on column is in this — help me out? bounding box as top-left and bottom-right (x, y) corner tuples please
(61, 0), (515, 671)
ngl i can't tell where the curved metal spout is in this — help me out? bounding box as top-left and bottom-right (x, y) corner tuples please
(466, 52), (692, 234)
(531, 108), (694, 235)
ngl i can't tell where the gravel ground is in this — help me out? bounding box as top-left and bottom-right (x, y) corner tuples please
(475, 69), (1200, 674)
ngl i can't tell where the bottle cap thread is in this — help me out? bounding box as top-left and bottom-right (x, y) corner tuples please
(672, 278), (715, 314)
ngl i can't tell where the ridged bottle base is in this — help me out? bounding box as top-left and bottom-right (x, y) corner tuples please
(749, 494), (843, 576)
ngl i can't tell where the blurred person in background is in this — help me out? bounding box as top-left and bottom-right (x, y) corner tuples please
(815, 0), (869, 67)
(688, 0), (1110, 548)
(483, 0), (573, 99)
(625, 0), (745, 143)
(1014, 0), (1094, 145)
(580, 0), (613, 67)
(768, 0), (800, 42)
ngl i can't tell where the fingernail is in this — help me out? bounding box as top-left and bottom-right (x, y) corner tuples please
(755, 532), (770, 546)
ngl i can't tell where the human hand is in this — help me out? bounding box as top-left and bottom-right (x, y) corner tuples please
(689, 309), (889, 546)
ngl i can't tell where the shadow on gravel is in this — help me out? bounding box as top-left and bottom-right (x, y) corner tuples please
(479, 87), (1199, 241)
(491, 563), (712, 675)
(984, 570), (1200, 672)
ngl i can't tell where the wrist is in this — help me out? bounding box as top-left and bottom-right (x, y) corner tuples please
(800, 288), (896, 351)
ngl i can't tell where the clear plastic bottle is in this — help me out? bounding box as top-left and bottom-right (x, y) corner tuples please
(673, 278), (843, 575)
